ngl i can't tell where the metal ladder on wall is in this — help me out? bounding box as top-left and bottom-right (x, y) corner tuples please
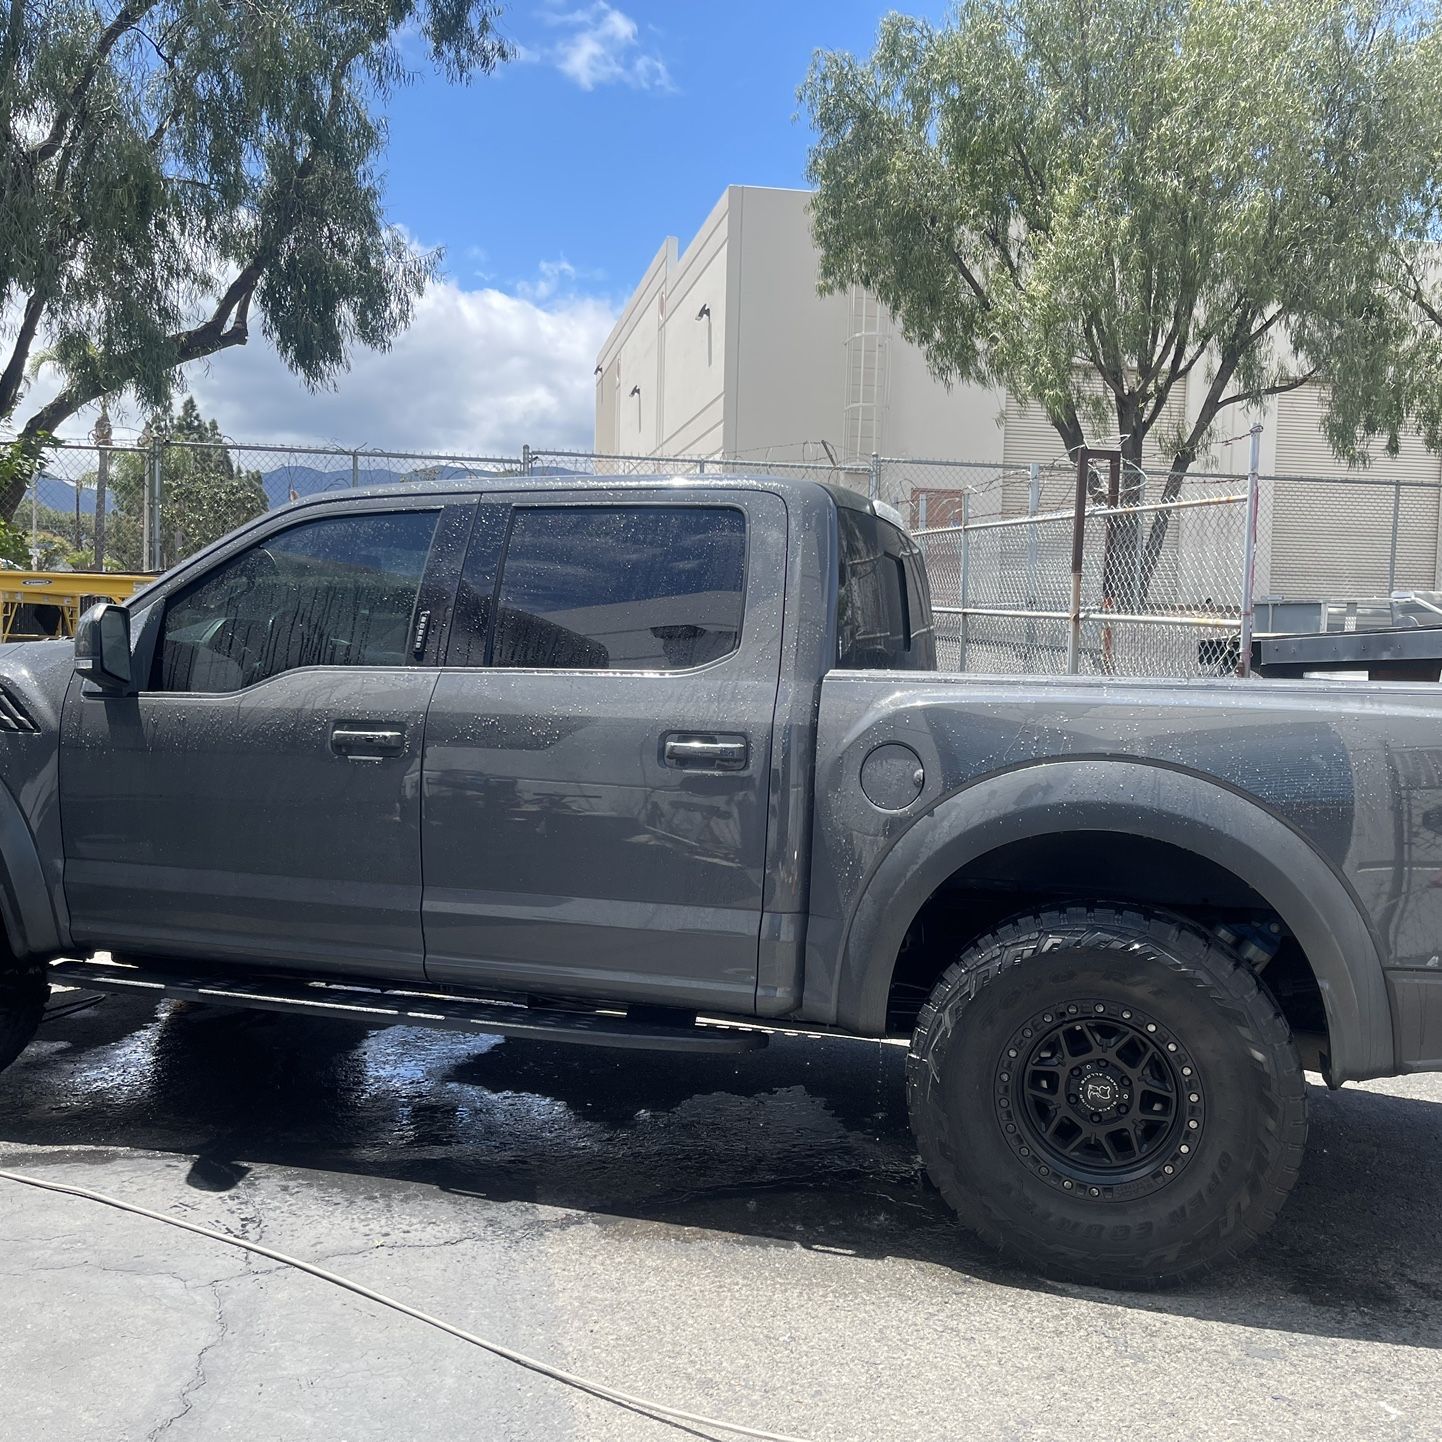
(843, 284), (890, 464)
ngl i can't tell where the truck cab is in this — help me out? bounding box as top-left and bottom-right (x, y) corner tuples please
(57, 477), (919, 1016)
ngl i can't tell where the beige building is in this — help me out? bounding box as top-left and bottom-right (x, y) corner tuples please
(595, 185), (1442, 600)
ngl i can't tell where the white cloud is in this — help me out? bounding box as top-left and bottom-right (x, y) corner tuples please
(541, 4), (673, 92)
(514, 257), (577, 303)
(17, 273), (618, 457)
(513, 257), (610, 304)
(192, 281), (616, 454)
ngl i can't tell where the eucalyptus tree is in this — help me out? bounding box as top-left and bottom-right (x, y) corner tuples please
(0, 0), (512, 518)
(802, 0), (1442, 591)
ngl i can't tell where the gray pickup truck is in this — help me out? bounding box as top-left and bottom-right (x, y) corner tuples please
(0, 473), (1437, 1285)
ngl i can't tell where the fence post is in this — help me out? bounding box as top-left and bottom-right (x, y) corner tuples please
(1133, 471), (1147, 613)
(1066, 450), (1088, 675)
(917, 491), (928, 530)
(1387, 478), (1402, 594)
(153, 439), (165, 570)
(958, 491), (971, 671)
(697, 457), (706, 476)
(146, 437), (162, 571)
(141, 447), (151, 571)
(868, 452), (881, 502)
(522, 443), (533, 476)
(1025, 464), (1040, 654)
(351, 451), (360, 489)
(1237, 423), (1263, 678)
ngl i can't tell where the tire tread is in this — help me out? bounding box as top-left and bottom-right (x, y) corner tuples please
(906, 906), (1307, 1288)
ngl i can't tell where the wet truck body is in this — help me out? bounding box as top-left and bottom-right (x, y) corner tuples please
(0, 473), (1437, 1285)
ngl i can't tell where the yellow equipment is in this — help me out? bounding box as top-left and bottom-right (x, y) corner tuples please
(0, 571), (152, 643)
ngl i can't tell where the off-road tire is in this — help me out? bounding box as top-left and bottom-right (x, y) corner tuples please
(0, 966), (47, 1076)
(907, 907), (1307, 1288)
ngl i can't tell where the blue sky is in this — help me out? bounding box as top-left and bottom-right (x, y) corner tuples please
(68, 3), (948, 454)
(387, 2), (929, 300)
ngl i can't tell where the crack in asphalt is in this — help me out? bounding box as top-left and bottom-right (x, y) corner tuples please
(138, 1189), (272, 1439)
(145, 1277), (229, 1442)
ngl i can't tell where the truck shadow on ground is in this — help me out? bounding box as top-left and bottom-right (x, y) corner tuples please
(2, 993), (1440, 1351)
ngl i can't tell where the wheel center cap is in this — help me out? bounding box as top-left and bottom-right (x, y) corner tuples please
(1080, 1075), (1118, 1109)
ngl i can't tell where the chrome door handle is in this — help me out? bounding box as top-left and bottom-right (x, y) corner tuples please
(662, 733), (749, 771)
(332, 725), (405, 756)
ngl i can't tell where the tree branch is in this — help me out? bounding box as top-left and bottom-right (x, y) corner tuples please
(925, 213), (993, 310)
(18, 270), (258, 440)
(1213, 367), (1318, 411)
(981, 222), (1021, 284)
(1011, 138), (1044, 212)
(1395, 255), (1442, 330)
(33, 1), (159, 165)
(0, 292), (47, 419)
(147, 103), (181, 151)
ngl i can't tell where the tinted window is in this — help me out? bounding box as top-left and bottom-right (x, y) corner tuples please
(446, 506), (509, 668)
(837, 509), (927, 669)
(155, 510), (439, 693)
(488, 506), (746, 671)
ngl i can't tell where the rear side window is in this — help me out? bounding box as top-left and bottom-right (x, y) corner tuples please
(486, 505), (746, 671)
(836, 509), (928, 670)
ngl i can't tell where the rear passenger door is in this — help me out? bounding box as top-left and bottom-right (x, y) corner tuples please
(421, 488), (787, 1013)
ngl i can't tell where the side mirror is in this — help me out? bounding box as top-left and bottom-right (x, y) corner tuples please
(74, 603), (135, 694)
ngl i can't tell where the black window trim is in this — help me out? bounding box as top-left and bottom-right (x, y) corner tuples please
(440, 496), (753, 676)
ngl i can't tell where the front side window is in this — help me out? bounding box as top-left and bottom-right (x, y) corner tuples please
(480, 505), (747, 671)
(154, 510), (440, 693)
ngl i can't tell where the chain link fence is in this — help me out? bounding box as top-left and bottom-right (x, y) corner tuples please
(17, 434), (1440, 681)
(22, 440), (874, 573)
(913, 461), (1255, 678)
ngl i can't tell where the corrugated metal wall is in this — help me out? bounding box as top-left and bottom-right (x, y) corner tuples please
(1000, 395), (1076, 513)
(1271, 386), (1441, 598)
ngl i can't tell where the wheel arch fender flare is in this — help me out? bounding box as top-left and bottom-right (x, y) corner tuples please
(0, 778), (62, 964)
(835, 758), (1392, 1084)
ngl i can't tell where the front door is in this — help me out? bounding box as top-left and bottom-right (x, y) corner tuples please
(421, 488), (787, 1013)
(61, 498), (471, 977)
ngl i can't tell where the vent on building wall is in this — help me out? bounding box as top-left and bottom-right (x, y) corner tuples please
(0, 686), (38, 733)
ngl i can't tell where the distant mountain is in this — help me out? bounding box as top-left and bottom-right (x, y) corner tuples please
(32, 472), (115, 515)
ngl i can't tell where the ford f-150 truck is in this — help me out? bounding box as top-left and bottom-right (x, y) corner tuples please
(0, 473), (1438, 1286)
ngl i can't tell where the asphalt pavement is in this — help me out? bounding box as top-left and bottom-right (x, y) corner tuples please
(1, 989), (1440, 1441)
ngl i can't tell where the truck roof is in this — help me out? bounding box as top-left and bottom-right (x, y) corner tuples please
(282, 470), (883, 518)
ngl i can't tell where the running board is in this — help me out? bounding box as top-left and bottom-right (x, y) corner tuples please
(47, 959), (768, 1054)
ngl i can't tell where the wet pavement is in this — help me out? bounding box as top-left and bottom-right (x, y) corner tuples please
(2, 991), (1441, 1440)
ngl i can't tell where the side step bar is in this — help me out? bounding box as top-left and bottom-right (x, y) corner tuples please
(48, 958), (768, 1054)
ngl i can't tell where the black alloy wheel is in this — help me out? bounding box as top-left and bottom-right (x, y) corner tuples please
(907, 907), (1307, 1287)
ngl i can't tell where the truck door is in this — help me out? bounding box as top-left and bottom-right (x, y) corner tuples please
(420, 488), (787, 1013)
(60, 498), (472, 978)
